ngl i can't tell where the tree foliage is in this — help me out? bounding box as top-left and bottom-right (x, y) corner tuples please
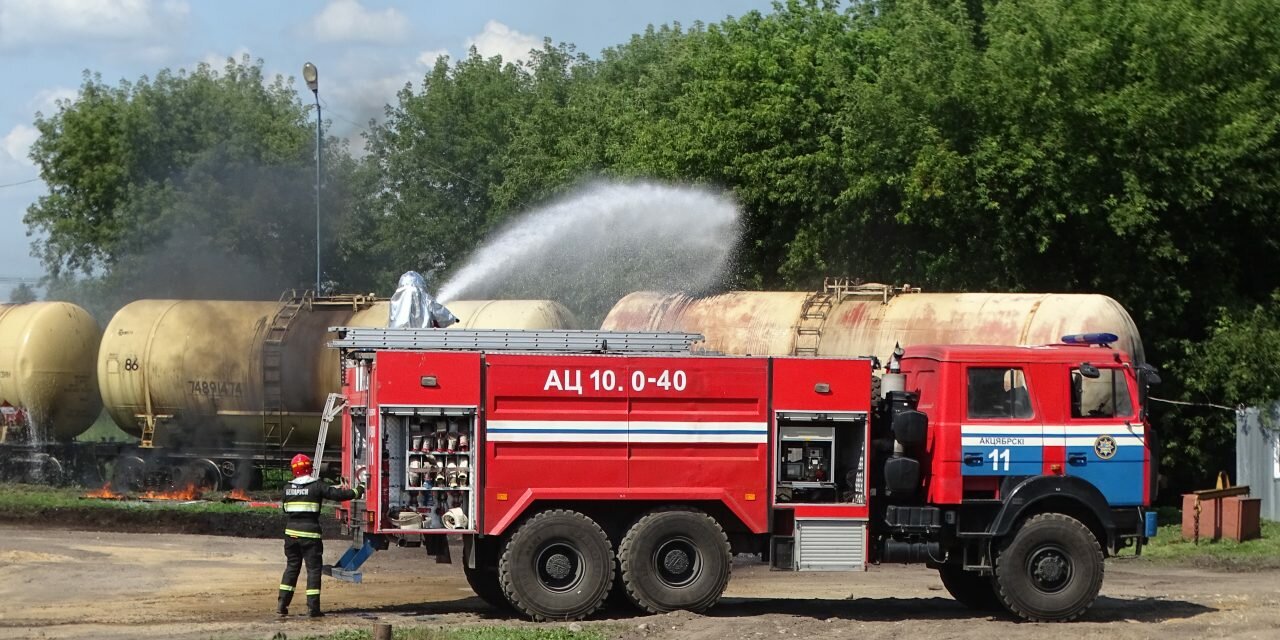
(26, 56), (356, 316)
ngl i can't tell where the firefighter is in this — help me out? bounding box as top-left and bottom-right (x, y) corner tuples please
(277, 453), (364, 617)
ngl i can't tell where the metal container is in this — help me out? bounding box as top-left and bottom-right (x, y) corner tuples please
(98, 297), (576, 449)
(0, 302), (102, 441)
(601, 285), (1144, 363)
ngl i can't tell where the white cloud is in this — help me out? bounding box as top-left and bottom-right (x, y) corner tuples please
(2, 125), (39, 169)
(466, 20), (541, 65)
(27, 88), (77, 117)
(0, 0), (188, 48)
(417, 48), (450, 68)
(306, 0), (407, 44)
(198, 47), (253, 72)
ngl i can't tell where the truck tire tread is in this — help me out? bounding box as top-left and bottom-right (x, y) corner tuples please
(994, 512), (1104, 622)
(498, 509), (613, 621)
(618, 507), (731, 614)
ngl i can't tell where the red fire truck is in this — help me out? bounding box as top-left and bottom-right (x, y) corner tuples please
(324, 328), (1159, 622)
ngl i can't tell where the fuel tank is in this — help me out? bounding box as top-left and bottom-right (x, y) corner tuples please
(98, 298), (576, 449)
(601, 286), (1144, 363)
(0, 302), (102, 441)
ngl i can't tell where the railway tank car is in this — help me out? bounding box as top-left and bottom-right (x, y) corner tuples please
(0, 302), (102, 441)
(601, 281), (1144, 362)
(0, 302), (102, 483)
(97, 295), (576, 489)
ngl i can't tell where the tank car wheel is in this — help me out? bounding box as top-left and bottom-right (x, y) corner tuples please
(180, 459), (222, 491)
(938, 563), (1002, 611)
(618, 507), (731, 614)
(994, 513), (1104, 622)
(498, 509), (613, 621)
(110, 455), (146, 492)
(31, 454), (65, 485)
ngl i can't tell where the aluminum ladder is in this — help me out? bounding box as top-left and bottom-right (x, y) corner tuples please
(329, 328), (705, 353)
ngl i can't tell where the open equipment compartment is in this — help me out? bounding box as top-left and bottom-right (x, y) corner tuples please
(774, 412), (867, 505)
(379, 407), (477, 534)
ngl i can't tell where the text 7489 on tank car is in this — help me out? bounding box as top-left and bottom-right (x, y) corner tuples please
(322, 327), (1159, 622)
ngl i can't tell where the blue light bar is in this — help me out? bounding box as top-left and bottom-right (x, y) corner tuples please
(1061, 332), (1119, 346)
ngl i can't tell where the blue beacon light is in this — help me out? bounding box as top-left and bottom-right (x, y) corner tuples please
(1060, 333), (1119, 346)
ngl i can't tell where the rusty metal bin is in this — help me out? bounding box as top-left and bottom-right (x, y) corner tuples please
(1222, 496), (1262, 542)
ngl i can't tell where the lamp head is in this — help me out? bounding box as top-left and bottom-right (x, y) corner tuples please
(302, 62), (318, 93)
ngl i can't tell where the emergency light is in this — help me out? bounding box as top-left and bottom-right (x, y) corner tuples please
(1060, 333), (1119, 346)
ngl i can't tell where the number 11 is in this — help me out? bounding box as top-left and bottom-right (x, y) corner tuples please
(988, 448), (1010, 471)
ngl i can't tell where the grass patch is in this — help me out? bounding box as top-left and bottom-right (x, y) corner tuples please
(289, 626), (611, 640)
(1136, 516), (1280, 570)
(0, 482), (303, 538)
(0, 483), (278, 514)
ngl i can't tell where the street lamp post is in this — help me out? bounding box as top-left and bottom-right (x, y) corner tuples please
(303, 62), (321, 295)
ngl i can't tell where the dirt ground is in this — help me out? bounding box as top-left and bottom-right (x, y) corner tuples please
(1, 524), (1278, 640)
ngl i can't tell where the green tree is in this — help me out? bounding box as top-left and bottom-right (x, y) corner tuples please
(26, 56), (357, 315)
(7, 283), (37, 303)
(350, 51), (532, 292)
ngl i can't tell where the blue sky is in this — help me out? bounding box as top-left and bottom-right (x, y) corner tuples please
(0, 0), (775, 288)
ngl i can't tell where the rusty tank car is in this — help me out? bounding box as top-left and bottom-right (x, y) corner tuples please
(600, 281), (1143, 363)
(97, 294), (576, 489)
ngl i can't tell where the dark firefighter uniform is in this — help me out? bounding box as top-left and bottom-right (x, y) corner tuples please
(278, 475), (363, 617)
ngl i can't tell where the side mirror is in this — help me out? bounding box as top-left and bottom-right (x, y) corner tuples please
(1138, 363), (1162, 386)
(1079, 363), (1101, 379)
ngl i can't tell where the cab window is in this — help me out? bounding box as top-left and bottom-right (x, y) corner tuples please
(967, 368), (1033, 419)
(1071, 368), (1134, 418)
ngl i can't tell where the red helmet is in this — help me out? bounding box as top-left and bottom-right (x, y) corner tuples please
(290, 453), (313, 478)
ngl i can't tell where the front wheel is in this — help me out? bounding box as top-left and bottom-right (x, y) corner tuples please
(994, 513), (1104, 622)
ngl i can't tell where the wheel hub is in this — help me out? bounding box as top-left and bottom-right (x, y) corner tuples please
(662, 549), (691, 574)
(545, 553), (572, 580)
(535, 542), (583, 593)
(1027, 545), (1072, 593)
(653, 537), (701, 588)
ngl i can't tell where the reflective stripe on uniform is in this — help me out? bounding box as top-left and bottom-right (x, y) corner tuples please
(305, 589), (321, 595)
(285, 528), (322, 539)
(283, 502), (322, 512)
(279, 585), (294, 591)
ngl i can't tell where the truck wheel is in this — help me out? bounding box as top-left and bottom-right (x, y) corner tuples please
(618, 507), (731, 614)
(938, 564), (1001, 611)
(464, 563), (511, 610)
(994, 513), (1104, 622)
(498, 509), (613, 621)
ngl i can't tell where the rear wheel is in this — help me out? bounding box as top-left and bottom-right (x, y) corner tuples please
(618, 507), (731, 614)
(938, 563), (1001, 611)
(498, 509), (613, 620)
(994, 513), (1104, 622)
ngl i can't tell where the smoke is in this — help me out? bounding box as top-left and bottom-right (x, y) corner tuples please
(437, 181), (743, 324)
(46, 151), (351, 321)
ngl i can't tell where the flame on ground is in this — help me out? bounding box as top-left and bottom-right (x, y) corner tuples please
(227, 488), (251, 501)
(139, 483), (202, 501)
(84, 483), (122, 499)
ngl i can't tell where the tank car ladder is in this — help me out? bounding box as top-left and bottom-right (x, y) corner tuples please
(261, 290), (311, 449)
(795, 287), (835, 357)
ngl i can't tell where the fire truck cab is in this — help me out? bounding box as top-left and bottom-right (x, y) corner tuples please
(326, 328), (1156, 623)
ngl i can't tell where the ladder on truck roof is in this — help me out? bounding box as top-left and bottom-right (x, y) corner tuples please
(328, 328), (705, 353)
